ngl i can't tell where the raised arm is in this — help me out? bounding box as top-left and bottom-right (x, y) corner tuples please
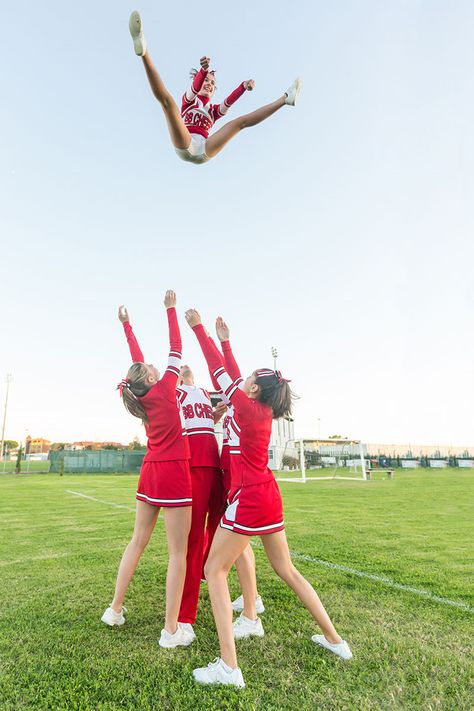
(183, 56), (211, 106)
(211, 80), (254, 123)
(119, 305), (145, 363)
(185, 310), (252, 418)
(216, 316), (242, 382)
(207, 335), (231, 405)
(161, 291), (182, 390)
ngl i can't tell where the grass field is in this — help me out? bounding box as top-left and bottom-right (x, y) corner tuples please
(0, 460), (50, 473)
(1, 469), (473, 710)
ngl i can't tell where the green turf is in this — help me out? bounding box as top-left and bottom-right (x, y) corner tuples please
(0, 470), (473, 710)
(0, 460), (50, 473)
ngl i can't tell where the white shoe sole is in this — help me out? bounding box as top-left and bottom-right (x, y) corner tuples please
(192, 671), (245, 688)
(129, 11), (145, 56)
(159, 636), (195, 649)
(101, 613), (125, 627)
(285, 78), (302, 106)
(234, 628), (265, 640)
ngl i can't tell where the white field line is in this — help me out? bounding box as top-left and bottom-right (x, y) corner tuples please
(252, 543), (474, 614)
(66, 490), (473, 614)
(66, 490), (137, 512)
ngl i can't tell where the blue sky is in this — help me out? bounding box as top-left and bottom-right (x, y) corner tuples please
(1, 1), (473, 447)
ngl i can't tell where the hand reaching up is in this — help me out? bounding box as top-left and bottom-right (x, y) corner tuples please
(185, 309), (202, 328)
(118, 305), (129, 323)
(216, 316), (230, 342)
(164, 290), (177, 309)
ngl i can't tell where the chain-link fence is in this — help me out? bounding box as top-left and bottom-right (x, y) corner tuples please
(49, 449), (146, 473)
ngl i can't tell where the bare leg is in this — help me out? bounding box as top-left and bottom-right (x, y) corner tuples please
(163, 506), (192, 633)
(235, 545), (257, 620)
(205, 96), (286, 159)
(141, 51), (191, 150)
(261, 530), (342, 644)
(111, 500), (159, 612)
(204, 527), (249, 668)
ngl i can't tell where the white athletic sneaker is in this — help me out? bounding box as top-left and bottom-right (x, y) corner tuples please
(311, 635), (353, 660)
(178, 622), (197, 643)
(285, 78), (302, 106)
(159, 623), (195, 648)
(101, 605), (127, 627)
(232, 594), (265, 614)
(129, 11), (147, 57)
(193, 657), (245, 688)
(233, 613), (265, 640)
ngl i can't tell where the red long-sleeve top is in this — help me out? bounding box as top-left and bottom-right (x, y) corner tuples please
(208, 339), (243, 472)
(181, 67), (247, 139)
(194, 324), (273, 488)
(122, 308), (189, 463)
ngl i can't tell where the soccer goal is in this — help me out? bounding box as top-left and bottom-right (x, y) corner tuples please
(275, 438), (368, 483)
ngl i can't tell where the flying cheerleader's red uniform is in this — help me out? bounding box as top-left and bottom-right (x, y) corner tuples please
(192, 325), (285, 536)
(175, 67), (247, 164)
(122, 308), (191, 507)
(181, 67), (247, 140)
(176, 383), (221, 625)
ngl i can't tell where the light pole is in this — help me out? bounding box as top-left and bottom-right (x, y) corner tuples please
(271, 346), (278, 371)
(271, 347), (281, 454)
(0, 374), (13, 471)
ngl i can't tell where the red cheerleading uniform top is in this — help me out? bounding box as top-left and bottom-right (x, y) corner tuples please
(176, 384), (220, 468)
(181, 67), (247, 139)
(122, 308), (190, 463)
(193, 324), (273, 489)
(208, 338), (243, 473)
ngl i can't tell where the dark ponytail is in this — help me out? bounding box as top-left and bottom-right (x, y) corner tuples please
(254, 369), (294, 420)
(118, 363), (152, 424)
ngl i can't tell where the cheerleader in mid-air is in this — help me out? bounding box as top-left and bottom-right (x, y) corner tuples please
(128, 11), (301, 165)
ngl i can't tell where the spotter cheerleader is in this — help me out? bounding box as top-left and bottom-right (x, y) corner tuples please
(186, 309), (352, 688)
(203, 318), (265, 631)
(128, 11), (301, 165)
(101, 291), (195, 649)
(175, 364), (226, 638)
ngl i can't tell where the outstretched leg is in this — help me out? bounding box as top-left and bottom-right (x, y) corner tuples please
(129, 13), (190, 150)
(141, 52), (192, 150)
(205, 96), (286, 159)
(163, 505), (192, 633)
(261, 530), (342, 644)
(203, 527), (250, 668)
(234, 545), (258, 620)
(110, 500), (159, 612)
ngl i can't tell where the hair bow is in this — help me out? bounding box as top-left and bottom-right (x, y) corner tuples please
(118, 378), (130, 397)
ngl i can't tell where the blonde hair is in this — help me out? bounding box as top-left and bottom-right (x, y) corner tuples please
(119, 363), (152, 424)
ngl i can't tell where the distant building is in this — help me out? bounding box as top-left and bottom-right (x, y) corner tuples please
(25, 437), (50, 455)
(268, 418), (297, 470)
(65, 441), (124, 451)
(366, 443), (473, 458)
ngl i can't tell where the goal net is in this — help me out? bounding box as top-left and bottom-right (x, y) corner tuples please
(274, 438), (368, 483)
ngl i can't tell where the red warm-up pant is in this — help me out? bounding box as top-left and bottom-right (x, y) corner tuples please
(202, 468), (230, 576)
(178, 466), (221, 624)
